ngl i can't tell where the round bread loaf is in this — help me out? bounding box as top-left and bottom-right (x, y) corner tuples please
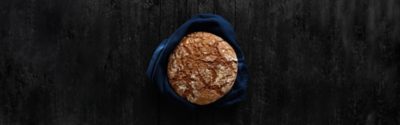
(167, 32), (238, 105)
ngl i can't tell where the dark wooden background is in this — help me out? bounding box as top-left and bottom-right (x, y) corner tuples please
(1, 0), (400, 125)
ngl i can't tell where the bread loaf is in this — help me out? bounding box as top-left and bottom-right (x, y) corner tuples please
(167, 32), (238, 105)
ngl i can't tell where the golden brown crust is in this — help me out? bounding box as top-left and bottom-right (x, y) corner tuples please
(167, 32), (238, 105)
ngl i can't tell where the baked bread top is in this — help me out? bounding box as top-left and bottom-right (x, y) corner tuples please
(167, 32), (238, 105)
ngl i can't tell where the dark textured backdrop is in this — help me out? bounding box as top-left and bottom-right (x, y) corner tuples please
(1, 0), (400, 125)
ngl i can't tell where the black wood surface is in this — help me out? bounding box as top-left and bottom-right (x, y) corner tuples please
(1, 0), (400, 125)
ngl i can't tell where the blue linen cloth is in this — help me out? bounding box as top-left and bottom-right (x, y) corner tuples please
(146, 14), (248, 109)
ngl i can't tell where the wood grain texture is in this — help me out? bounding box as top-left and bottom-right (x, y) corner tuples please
(1, 0), (400, 125)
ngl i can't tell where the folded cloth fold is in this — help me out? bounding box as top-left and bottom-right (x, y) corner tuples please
(146, 14), (248, 109)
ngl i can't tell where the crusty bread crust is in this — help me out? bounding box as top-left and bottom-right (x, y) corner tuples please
(167, 32), (238, 105)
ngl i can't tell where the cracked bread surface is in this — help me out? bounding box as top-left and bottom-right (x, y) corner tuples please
(167, 32), (238, 105)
